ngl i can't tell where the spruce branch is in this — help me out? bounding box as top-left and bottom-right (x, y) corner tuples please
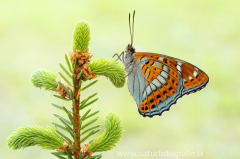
(82, 110), (100, 122)
(58, 118), (74, 135)
(88, 113), (124, 152)
(63, 146), (74, 159)
(8, 19), (126, 159)
(81, 116), (99, 130)
(51, 152), (68, 159)
(81, 129), (101, 143)
(7, 125), (64, 150)
(82, 125), (101, 135)
(80, 109), (91, 122)
(51, 103), (71, 112)
(51, 122), (68, 131)
(53, 113), (72, 126)
(56, 130), (72, 145)
(53, 94), (70, 101)
(81, 80), (98, 91)
(72, 20), (91, 53)
(59, 63), (72, 78)
(90, 58), (126, 88)
(80, 98), (99, 110)
(59, 72), (72, 87)
(58, 81), (71, 96)
(81, 92), (97, 104)
(65, 54), (72, 73)
(31, 69), (58, 91)
(85, 153), (102, 159)
(70, 19), (93, 159)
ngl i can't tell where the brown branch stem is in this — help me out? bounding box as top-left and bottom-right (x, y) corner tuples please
(73, 72), (81, 158)
(69, 49), (96, 158)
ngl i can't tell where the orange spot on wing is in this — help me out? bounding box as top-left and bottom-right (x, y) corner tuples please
(140, 91), (158, 113)
(199, 70), (209, 83)
(141, 65), (148, 74)
(183, 78), (192, 89)
(181, 63), (199, 87)
(139, 82), (178, 113)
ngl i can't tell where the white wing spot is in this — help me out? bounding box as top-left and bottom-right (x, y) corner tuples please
(152, 79), (162, 88)
(153, 61), (161, 67)
(146, 86), (152, 96)
(189, 76), (193, 81)
(161, 71), (169, 79)
(157, 75), (167, 85)
(163, 65), (169, 72)
(177, 65), (182, 72)
(140, 57), (149, 64)
(142, 86), (152, 101)
(142, 90), (147, 101)
(193, 71), (198, 77)
(177, 62), (182, 66)
(150, 83), (157, 91)
(158, 57), (164, 61)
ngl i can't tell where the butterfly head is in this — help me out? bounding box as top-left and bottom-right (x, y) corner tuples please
(126, 44), (135, 54)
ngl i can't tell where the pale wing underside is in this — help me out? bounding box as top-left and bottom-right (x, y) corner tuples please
(127, 52), (209, 117)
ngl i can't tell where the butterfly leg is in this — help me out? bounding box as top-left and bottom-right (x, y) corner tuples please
(120, 51), (125, 63)
(112, 53), (122, 62)
(112, 51), (124, 62)
(119, 74), (127, 86)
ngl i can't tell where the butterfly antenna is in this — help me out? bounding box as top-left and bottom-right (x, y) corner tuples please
(129, 13), (132, 45)
(132, 10), (135, 46)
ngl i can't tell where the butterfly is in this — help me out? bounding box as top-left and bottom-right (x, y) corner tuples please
(113, 11), (209, 117)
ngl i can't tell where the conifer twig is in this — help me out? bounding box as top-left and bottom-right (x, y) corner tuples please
(7, 19), (126, 159)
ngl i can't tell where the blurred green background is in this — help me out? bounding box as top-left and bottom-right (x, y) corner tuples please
(1, 0), (240, 159)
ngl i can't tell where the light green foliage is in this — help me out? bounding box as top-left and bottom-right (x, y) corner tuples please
(7, 19), (125, 159)
(7, 125), (64, 150)
(90, 58), (126, 88)
(51, 152), (68, 159)
(88, 112), (124, 152)
(31, 69), (58, 91)
(59, 72), (72, 87)
(72, 20), (91, 53)
(85, 153), (102, 159)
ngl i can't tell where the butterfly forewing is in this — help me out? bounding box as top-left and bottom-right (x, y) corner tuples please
(130, 52), (209, 117)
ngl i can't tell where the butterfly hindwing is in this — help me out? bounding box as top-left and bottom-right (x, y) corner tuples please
(127, 65), (149, 116)
(129, 52), (209, 117)
(134, 56), (184, 117)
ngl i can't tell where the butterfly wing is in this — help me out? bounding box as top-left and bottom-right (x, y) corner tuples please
(128, 52), (209, 117)
(127, 64), (148, 116)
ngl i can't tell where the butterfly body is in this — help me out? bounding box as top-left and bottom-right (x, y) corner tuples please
(114, 11), (209, 117)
